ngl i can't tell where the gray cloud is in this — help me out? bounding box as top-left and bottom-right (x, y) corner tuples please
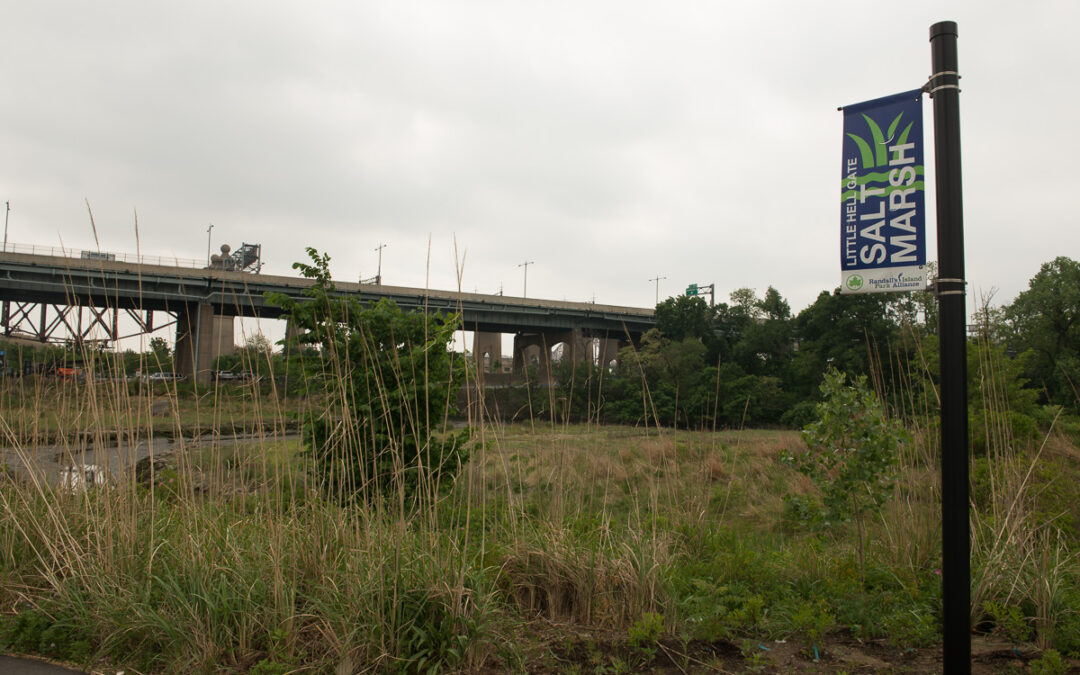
(2, 0), (1076, 319)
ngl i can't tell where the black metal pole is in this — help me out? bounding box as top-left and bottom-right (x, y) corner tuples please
(930, 20), (970, 674)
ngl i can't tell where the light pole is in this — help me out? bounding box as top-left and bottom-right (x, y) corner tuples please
(649, 275), (666, 305)
(930, 20), (970, 673)
(3, 201), (9, 253)
(374, 243), (386, 285)
(518, 260), (533, 298)
(206, 223), (214, 266)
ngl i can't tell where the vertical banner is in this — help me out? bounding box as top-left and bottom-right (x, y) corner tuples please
(840, 90), (926, 293)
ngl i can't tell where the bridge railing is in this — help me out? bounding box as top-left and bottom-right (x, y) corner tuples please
(1, 242), (205, 269)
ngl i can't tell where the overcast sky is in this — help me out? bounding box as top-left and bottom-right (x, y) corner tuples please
(2, 1), (1076, 328)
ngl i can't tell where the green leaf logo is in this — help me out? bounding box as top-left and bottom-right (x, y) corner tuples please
(848, 112), (906, 169)
(845, 274), (864, 291)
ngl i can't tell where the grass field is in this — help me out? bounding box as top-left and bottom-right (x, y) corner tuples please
(2, 375), (1079, 673)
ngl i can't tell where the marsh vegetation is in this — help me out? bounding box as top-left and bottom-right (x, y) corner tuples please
(1, 254), (1078, 673)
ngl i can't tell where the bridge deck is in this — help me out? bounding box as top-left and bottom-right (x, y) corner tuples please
(0, 251), (653, 336)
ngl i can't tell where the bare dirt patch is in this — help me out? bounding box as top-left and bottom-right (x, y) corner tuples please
(515, 623), (1080, 674)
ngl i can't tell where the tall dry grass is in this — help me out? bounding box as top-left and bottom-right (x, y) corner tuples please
(2, 305), (1080, 672)
(0, 333), (690, 671)
(871, 323), (1080, 649)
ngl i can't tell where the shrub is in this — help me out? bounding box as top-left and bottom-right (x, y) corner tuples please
(787, 369), (907, 575)
(270, 248), (469, 505)
(779, 400), (818, 430)
(984, 600), (1031, 643)
(1029, 648), (1068, 675)
(627, 611), (664, 665)
(0, 605), (92, 663)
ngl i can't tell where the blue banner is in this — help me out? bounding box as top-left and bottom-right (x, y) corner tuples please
(840, 90), (926, 293)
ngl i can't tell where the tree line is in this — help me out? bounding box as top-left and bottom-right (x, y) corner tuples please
(544, 256), (1079, 432)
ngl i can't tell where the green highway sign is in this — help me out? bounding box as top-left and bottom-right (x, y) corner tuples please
(686, 283), (698, 296)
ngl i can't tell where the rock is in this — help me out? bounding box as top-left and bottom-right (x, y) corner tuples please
(134, 455), (172, 486)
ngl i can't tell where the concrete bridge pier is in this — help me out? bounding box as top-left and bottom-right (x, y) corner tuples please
(213, 315), (236, 358)
(512, 332), (552, 385)
(597, 337), (623, 369)
(512, 329), (595, 385)
(472, 331), (503, 376)
(174, 302), (217, 385)
(550, 328), (588, 365)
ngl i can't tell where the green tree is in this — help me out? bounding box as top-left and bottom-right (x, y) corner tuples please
(614, 328), (714, 427)
(789, 369), (907, 576)
(115, 348), (139, 377)
(654, 295), (714, 343)
(235, 332), (276, 377)
(790, 289), (904, 397)
(552, 358), (604, 423)
(716, 366), (792, 427)
(243, 333), (273, 355)
(729, 287), (764, 319)
(147, 337), (172, 373)
(269, 248), (469, 504)
(711, 289), (761, 365)
(731, 286), (793, 378)
(759, 286), (791, 321)
(1005, 256), (1080, 410)
(970, 291), (1010, 345)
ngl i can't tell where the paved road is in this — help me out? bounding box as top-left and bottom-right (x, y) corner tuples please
(0, 655), (88, 673)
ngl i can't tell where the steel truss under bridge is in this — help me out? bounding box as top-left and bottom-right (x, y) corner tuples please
(0, 300), (175, 345)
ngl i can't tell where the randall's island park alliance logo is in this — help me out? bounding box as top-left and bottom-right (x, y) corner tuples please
(844, 273), (864, 292)
(845, 269), (927, 293)
(839, 89), (929, 294)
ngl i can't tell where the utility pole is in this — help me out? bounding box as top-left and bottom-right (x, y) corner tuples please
(2, 202), (7, 341)
(206, 223), (214, 266)
(649, 275), (666, 305)
(930, 20), (970, 674)
(375, 243), (387, 285)
(518, 260), (533, 298)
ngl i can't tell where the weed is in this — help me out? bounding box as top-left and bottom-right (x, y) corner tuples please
(1029, 648), (1068, 675)
(739, 639), (771, 673)
(881, 607), (939, 649)
(392, 590), (471, 673)
(627, 611), (664, 665)
(789, 599), (835, 651)
(249, 659), (293, 675)
(985, 601), (1032, 643)
(2, 607), (52, 654)
(0, 605), (93, 663)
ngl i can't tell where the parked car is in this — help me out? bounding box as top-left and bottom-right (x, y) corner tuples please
(56, 367), (85, 382)
(143, 372), (184, 382)
(209, 370), (260, 384)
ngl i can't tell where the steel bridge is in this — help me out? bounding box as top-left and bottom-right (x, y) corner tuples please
(0, 251), (654, 383)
